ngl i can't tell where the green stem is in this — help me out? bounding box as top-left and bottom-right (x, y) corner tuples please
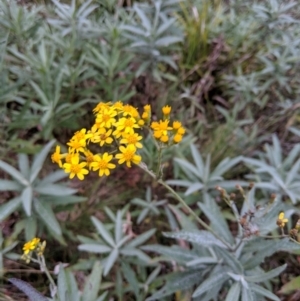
(38, 255), (56, 290)
(155, 147), (163, 178)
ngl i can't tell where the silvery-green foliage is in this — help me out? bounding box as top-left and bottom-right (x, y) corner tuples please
(9, 262), (108, 301)
(244, 135), (300, 204)
(48, 0), (98, 37)
(0, 231), (18, 277)
(167, 144), (246, 202)
(121, 0), (183, 81)
(143, 192), (299, 301)
(222, 0), (300, 108)
(131, 186), (167, 224)
(0, 140), (86, 242)
(78, 209), (155, 276)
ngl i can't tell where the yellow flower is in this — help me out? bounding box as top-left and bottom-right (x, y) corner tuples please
(93, 128), (113, 146)
(90, 153), (116, 176)
(277, 212), (288, 228)
(160, 135), (169, 143)
(120, 133), (143, 148)
(116, 145), (141, 167)
(93, 101), (112, 114)
(173, 134), (183, 143)
(113, 101), (124, 111)
(172, 121), (182, 130)
(162, 105), (171, 115)
(177, 127), (186, 135)
(144, 104), (151, 112)
(67, 138), (86, 153)
(151, 120), (172, 133)
(138, 119), (145, 126)
(63, 155), (89, 180)
(122, 104), (139, 118)
(96, 108), (117, 128)
(115, 117), (140, 134)
(72, 128), (91, 141)
(84, 149), (95, 169)
(22, 237), (40, 255)
(51, 145), (64, 167)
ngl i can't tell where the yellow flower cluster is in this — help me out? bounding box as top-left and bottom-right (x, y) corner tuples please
(51, 101), (185, 180)
(151, 105), (185, 144)
(21, 237), (46, 263)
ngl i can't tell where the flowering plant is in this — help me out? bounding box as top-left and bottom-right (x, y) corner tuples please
(51, 101), (185, 180)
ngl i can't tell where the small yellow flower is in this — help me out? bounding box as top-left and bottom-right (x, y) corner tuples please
(95, 108), (117, 128)
(173, 134), (183, 143)
(113, 101), (124, 111)
(120, 133), (143, 149)
(172, 121), (182, 130)
(67, 138), (86, 153)
(90, 153), (116, 177)
(22, 238), (40, 255)
(51, 145), (64, 167)
(115, 117), (140, 134)
(63, 155), (89, 180)
(144, 104), (151, 112)
(93, 128), (113, 146)
(162, 105), (171, 115)
(160, 135), (169, 143)
(277, 212), (288, 228)
(177, 127), (186, 135)
(116, 145), (141, 167)
(93, 101), (112, 114)
(84, 149), (95, 169)
(122, 104), (139, 118)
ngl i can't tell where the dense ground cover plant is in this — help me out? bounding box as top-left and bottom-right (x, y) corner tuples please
(1, 0), (300, 300)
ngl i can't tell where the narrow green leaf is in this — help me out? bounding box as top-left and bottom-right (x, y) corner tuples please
(245, 264), (287, 283)
(78, 244), (111, 254)
(190, 144), (204, 177)
(0, 160), (29, 186)
(115, 211), (123, 244)
(0, 180), (21, 191)
(184, 182), (203, 196)
(9, 278), (48, 301)
(127, 228), (156, 248)
(91, 216), (115, 247)
(82, 261), (102, 301)
(18, 154), (30, 179)
(163, 230), (227, 248)
(155, 36), (182, 46)
(134, 4), (151, 31)
(34, 184), (76, 196)
(58, 264), (67, 301)
(192, 270), (229, 297)
(39, 170), (68, 185)
(225, 282), (241, 301)
(198, 198), (235, 245)
(21, 186), (33, 216)
(103, 249), (118, 276)
(33, 199), (62, 236)
(174, 158), (201, 178)
(242, 286), (255, 301)
(142, 245), (198, 264)
(121, 262), (139, 297)
(30, 140), (55, 183)
(250, 283), (280, 301)
(29, 81), (49, 106)
(146, 269), (203, 301)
